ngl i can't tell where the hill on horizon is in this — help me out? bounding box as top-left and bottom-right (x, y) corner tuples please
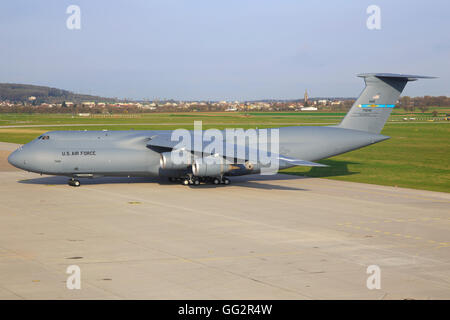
(0, 83), (117, 104)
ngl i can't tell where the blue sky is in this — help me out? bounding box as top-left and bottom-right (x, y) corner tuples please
(0, 0), (448, 100)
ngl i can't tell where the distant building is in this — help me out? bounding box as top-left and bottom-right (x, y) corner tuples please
(304, 89), (309, 106)
(300, 106), (318, 111)
(82, 102), (95, 108)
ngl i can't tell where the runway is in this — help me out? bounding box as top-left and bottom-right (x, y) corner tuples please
(0, 142), (449, 299)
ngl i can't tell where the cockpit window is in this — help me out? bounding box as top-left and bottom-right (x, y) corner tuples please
(38, 135), (50, 140)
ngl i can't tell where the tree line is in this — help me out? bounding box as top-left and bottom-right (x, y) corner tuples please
(398, 96), (450, 112)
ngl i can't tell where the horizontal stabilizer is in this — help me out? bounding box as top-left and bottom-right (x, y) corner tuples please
(357, 73), (437, 81)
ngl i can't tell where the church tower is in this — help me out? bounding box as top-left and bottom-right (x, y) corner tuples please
(304, 89), (309, 106)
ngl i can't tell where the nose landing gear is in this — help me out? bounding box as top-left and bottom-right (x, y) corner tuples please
(68, 178), (81, 187)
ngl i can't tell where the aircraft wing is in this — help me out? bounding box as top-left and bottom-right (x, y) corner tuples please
(278, 156), (328, 167)
(146, 133), (185, 150)
(146, 134), (328, 167)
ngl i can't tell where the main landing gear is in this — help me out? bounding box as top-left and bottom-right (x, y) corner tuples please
(169, 175), (230, 186)
(68, 178), (81, 187)
(180, 176), (199, 186)
(212, 177), (230, 185)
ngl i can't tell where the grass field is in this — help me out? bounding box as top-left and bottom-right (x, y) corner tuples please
(0, 112), (448, 192)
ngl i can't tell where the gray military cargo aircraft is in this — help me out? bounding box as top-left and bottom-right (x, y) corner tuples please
(8, 73), (434, 186)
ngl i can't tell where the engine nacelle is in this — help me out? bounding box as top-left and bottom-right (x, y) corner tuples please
(192, 156), (232, 177)
(243, 160), (261, 172)
(160, 150), (192, 170)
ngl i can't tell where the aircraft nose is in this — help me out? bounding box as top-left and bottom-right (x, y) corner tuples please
(8, 149), (26, 169)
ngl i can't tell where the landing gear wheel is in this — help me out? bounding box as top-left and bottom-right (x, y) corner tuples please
(182, 178), (190, 186)
(213, 178), (220, 185)
(193, 178), (200, 186)
(68, 179), (81, 187)
(222, 177), (230, 185)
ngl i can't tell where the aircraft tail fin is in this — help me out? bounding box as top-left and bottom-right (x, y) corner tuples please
(337, 73), (436, 134)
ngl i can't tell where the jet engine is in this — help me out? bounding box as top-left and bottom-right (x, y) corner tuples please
(244, 161), (253, 170)
(192, 156), (232, 177)
(160, 150), (193, 170)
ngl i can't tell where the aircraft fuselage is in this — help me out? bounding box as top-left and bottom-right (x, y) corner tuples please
(8, 126), (387, 178)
